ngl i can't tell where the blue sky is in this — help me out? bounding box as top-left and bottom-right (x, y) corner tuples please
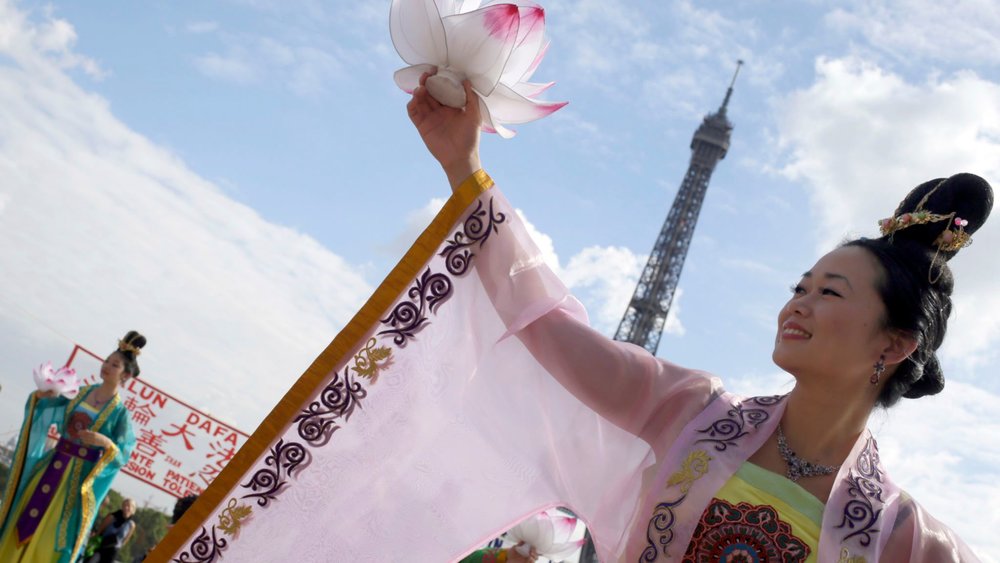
(1, 0), (998, 558)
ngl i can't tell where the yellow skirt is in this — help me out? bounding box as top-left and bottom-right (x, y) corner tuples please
(0, 464), (72, 563)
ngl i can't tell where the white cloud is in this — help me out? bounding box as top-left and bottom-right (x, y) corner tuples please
(381, 197), (447, 258)
(0, 0), (373, 506)
(826, 0), (1000, 66)
(515, 209), (562, 275)
(185, 21), (219, 34)
(561, 245), (648, 334)
(508, 209), (683, 339)
(192, 33), (345, 96)
(194, 51), (257, 83)
(776, 56), (1000, 370)
(0, 3), (105, 79)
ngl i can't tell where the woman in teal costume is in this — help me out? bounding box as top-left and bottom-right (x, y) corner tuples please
(0, 331), (145, 563)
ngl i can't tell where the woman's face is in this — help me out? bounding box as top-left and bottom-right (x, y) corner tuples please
(772, 246), (891, 384)
(122, 500), (136, 518)
(101, 352), (129, 385)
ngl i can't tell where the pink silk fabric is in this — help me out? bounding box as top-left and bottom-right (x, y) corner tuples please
(160, 176), (980, 562)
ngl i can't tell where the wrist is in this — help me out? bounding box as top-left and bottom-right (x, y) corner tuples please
(443, 156), (482, 192)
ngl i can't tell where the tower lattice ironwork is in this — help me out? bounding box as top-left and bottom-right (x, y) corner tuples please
(612, 61), (742, 355)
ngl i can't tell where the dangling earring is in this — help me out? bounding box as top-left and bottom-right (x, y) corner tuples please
(871, 356), (886, 385)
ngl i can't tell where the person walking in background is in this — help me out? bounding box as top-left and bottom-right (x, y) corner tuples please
(85, 498), (137, 563)
(0, 331), (147, 563)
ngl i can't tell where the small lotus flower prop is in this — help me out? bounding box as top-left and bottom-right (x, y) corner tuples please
(390, 0), (567, 138)
(33, 361), (81, 399)
(507, 509), (585, 560)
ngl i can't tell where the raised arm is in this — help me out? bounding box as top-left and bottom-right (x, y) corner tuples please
(408, 76), (716, 445)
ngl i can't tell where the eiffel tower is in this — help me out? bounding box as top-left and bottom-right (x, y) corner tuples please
(576, 62), (741, 562)
(612, 61), (742, 355)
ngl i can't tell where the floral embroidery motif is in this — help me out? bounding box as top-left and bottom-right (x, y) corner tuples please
(240, 440), (308, 508)
(350, 338), (393, 383)
(682, 499), (810, 563)
(836, 436), (884, 547)
(838, 547), (868, 563)
(694, 396), (782, 452)
(295, 366), (367, 446)
(440, 197), (506, 276)
(217, 498), (253, 537)
(667, 450), (713, 494)
(642, 450), (713, 560)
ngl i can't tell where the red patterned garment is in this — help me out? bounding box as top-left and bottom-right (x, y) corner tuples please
(683, 499), (810, 563)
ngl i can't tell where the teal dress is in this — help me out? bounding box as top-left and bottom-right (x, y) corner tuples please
(0, 386), (136, 562)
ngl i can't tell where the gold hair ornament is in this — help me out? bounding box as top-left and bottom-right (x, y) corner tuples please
(877, 211), (971, 253)
(878, 180), (972, 283)
(118, 339), (142, 357)
(877, 179), (973, 283)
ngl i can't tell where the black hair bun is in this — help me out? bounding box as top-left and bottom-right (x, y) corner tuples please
(901, 355), (945, 399)
(890, 173), (994, 260)
(121, 330), (147, 352)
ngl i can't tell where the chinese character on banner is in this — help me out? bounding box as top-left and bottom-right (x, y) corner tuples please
(66, 344), (250, 499)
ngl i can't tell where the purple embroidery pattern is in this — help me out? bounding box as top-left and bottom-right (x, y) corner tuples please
(642, 497), (685, 562)
(174, 197), (504, 562)
(295, 366), (367, 447)
(240, 439), (309, 508)
(836, 436), (885, 547)
(378, 268), (453, 346)
(174, 526), (226, 563)
(441, 197), (506, 276)
(694, 395), (783, 452)
(641, 395), (784, 560)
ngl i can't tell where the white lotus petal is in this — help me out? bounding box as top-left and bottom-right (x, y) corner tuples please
(520, 39), (548, 82)
(534, 515), (555, 551)
(394, 63), (438, 93)
(442, 4), (519, 96)
(498, 3), (546, 84)
(545, 538), (586, 559)
(510, 80), (553, 98)
(436, 0), (461, 15)
(550, 515), (577, 544)
(494, 121), (516, 138)
(390, 0), (449, 66)
(481, 82), (566, 125)
(456, 0), (482, 12)
(33, 361), (55, 391)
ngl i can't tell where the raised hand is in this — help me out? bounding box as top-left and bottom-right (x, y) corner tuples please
(407, 70), (483, 191)
(78, 430), (114, 449)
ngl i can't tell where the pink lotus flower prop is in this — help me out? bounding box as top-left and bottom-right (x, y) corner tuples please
(33, 361), (81, 399)
(507, 509), (585, 560)
(390, 0), (567, 138)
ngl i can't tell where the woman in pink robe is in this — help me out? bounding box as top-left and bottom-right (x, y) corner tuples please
(407, 75), (991, 562)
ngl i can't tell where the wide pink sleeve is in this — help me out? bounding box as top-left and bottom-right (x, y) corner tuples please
(474, 178), (719, 449)
(881, 494), (982, 562)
